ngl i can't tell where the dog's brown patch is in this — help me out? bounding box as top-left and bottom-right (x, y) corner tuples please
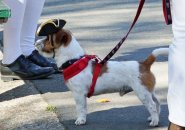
(55, 29), (72, 47)
(42, 38), (54, 53)
(42, 29), (72, 53)
(139, 55), (156, 92)
(169, 123), (185, 130)
(91, 62), (108, 77)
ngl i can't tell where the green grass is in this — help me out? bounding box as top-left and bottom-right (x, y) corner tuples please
(46, 104), (56, 112)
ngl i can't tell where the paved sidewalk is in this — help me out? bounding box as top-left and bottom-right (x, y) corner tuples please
(0, 52), (65, 130)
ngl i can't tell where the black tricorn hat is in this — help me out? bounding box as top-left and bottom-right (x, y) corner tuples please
(36, 19), (66, 36)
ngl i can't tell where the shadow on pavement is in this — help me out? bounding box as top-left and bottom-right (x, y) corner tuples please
(112, 45), (169, 62)
(62, 104), (169, 130)
(0, 81), (37, 102)
(0, 75), (68, 102)
(31, 74), (69, 94)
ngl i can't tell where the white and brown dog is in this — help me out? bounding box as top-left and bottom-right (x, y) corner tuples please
(35, 28), (168, 126)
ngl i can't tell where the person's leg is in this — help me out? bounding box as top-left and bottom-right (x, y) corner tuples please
(167, 0), (185, 128)
(20, 0), (45, 56)
(20, 0), (57, 71)
(1, 0), (55, 81)
(2, 0), (26, 64)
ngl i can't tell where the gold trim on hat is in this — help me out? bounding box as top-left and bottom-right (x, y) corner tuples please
(36, 19), (60, 36)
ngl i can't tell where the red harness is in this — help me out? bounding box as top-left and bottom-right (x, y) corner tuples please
(63, 55), (102, 98)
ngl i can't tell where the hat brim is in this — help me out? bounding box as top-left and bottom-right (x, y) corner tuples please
(37, 19), (66, 36)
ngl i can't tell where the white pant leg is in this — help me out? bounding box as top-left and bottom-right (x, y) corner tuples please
(2, 0), (26, 64)
(167, 0), (185, 127)
(20, 0), (45, 56)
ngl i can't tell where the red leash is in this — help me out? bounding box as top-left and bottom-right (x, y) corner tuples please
(100, 0), (145, 65)
(162, 0), (172, 25)
(100, 0), (172, 65)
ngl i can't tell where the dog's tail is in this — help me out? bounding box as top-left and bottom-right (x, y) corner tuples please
(142, 48), (169, 69)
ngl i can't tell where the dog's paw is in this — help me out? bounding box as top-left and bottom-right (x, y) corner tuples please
(147, 116), (152, 122)
(149, 119), (159, 127)
(75, 117), (86, 125)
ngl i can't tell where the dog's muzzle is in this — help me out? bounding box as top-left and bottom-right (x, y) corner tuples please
(35, 38), (55, 58)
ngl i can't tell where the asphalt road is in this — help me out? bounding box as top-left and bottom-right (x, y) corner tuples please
(32, 0), (171, 130)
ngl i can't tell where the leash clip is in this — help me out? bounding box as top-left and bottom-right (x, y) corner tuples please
(94, 56), (102, 63)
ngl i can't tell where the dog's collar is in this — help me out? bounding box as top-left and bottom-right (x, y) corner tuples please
(59, 56), (84, 70)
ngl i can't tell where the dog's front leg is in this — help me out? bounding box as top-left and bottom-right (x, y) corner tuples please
(73, 93), (87, 125)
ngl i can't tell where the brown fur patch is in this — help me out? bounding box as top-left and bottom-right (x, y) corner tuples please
(54, 29), (72, 47)
(142, 55), (156, 70)
(42, 29), (72, 53)
(169, 123), (185, 130)
(91, 62), (108, 77)
(42, 38), (54, 53)
(139, 55), (156, 92)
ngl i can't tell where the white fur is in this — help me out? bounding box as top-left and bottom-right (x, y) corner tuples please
(36, 35), (168, 126)
(152, 48), (169, 57)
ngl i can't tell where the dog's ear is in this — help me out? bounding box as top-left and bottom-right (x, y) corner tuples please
(37, 19), (66, 36)
(55, 29), (72, 47)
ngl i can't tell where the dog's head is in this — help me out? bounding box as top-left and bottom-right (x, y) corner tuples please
(35, 29), (72, 58)
(36, 19), (85, 69)
(35, 19), (72, 58)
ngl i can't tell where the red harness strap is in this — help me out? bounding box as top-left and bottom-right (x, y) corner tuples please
(63, 55), (96, 81)
(87, 63), (102, 98)
(63, 55), (102, 98)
